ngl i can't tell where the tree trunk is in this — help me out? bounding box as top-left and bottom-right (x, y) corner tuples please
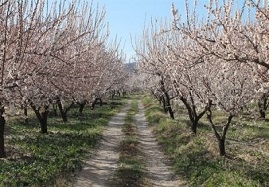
(61, 111), (68, 122)
(99, 98), (103, 106)
(258, 93), (268, 119)
(91, 98), (102, 109)
(259, 109), (266, 119)
(191, 120), (198, 134)
(207, 108), (233, 157)
(111, 90), (116, 99)
(52, 104), (57, 116)
(167, 103), (174, 119)
(123, 90), (127, 97)
(57, 101), (66, 122)
(160, 78), (174, 119)
(180, 97), (211, 134)
(161, 96), (168, 113)
(78, 101), (86, 114)
(165, 90), (174, 119)
(181, 97), (197, 134)
(0, 107), (6, 158)
(57, 98), (74, 122)
(23, 106), (28, 125)
(31, 104), (49, 134)
(218, 138), (226, 156)
(91, 99), (97, 109)
(39, 111), (49, 134)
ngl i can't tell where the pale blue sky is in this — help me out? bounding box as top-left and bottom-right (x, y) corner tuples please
(95, 0), (246, 62)
(50, 0), (247, 61)
(97, 0), (196, 62)
(97, 0), (179, 61)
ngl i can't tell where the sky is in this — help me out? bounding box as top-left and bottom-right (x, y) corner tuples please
(95, 0), (246, 63)
(95, 0), (188, 62)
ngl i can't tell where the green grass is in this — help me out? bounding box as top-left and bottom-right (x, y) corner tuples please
(1, 99), (125, 187)
(142, 95), (269, 187)
(109, 99), (146, 187)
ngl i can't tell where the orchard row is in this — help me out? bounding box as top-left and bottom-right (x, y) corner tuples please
(134, 0), (269, 156)
(0, 0), (131, 157)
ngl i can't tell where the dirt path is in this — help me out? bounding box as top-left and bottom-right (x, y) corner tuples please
(74, 101), (131, 187)
(135, 101), (187, 187)
(74, 100), (187, 187)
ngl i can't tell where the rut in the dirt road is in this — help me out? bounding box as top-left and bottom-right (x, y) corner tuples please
(135, 101), (187, 187)
(74, 101), (131, 187)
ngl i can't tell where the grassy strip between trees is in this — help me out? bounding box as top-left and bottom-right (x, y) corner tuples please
(0, 98), (126, 186)
(142, 95), (269, 187)
(109, 99), (146, 187)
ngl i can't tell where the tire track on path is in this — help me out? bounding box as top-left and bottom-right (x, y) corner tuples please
(74, 101), (131, 187)
(135, 101), (187, 187)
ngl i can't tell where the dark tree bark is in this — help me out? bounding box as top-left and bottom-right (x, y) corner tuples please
(0, 105), (6, 158)
(117, 90), (121, 97)
(161, 95), (168, 113)
(21, 101), (29, 125)
(172, 79), (210, 134)
(160, 77), (174, 119)
(122, 90), (127, 97)
(56, 97), (74, 122)
(218, 138), (226, 156)
(164, 92), (174, 119)
(180, 96), (210, 134)
(99, 98), (103, 106)
(39, 110), (49, 133)
(77, 100), (87, 114)
(23, 105), (28, 125)
(207, 108), (233, 156)
(111, 90), (116, 99)
(30, 104), (49, 134)
(52, 104), (57, 116)
(191, 120), (198, 134)
(258, 93), (268, 119)
(91, 98), (103, 109)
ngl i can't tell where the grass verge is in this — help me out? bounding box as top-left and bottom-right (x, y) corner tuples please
(109, 99), (146, 187)
(1, 98), (126, 187)
(142, 95), (269, 187)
